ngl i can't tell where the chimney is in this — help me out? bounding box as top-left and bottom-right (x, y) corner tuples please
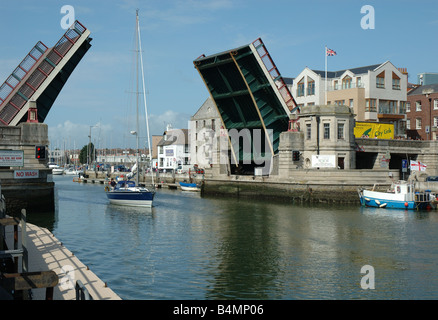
(398, 67), (408, 89)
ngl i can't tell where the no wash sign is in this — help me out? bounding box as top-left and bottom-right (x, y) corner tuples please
(14, 170), (39, 179)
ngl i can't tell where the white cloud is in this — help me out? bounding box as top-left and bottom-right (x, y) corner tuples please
(47, 109), (192, 151)
(148, 110), (191, 136)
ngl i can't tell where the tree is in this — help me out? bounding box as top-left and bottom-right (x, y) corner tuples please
(79, 143), (95, 164)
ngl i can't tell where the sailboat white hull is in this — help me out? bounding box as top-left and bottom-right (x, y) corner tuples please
(52, 168), (64, 175)
(106, 186), (155, 207)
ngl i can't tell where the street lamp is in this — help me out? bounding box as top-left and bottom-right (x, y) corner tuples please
(87, 125), (98, 167)
(422, 88), (434, 140)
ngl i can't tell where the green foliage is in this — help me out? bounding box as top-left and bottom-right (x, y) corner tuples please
(79, 143), (95, 164)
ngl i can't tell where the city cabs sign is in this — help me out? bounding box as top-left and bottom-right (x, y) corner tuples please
(354, 122), (394, 139)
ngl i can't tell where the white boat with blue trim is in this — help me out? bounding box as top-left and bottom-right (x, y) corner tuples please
(179, 182), (201, 192)
(106, 180), (155, 207)
(358, 180), (437, 210)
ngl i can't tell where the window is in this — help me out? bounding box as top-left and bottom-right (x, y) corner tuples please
(323, 123), (330, 139)
(406, 119), (410, 130)
(349, 99), (354, 108)
(306, 123), (311, 140)
(434, 99), (438, 110)
(342, 76), (352, 89)
(366, 99), (377, 112)
(333, 80), (338, 90)
(211, 119), (215, 131)
(297, 78), (305, 97)
(416, 118), (422, 129)
(416, 101), (422, 111)
(389, 100), (397, 114)
(356, 77), (362, 88)
(434, 117), (438, 127)
(376, 71), (385, 88)
(392, 72), (400, 90)
(400, 101), (406, 114)
(337, 123), (345, 140)
(307, 80), (315, 95)
(406, 102), (411, 112)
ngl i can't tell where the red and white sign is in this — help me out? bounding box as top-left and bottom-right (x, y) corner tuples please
(14, 170), (39, 179)
(0, 150), (24, 167)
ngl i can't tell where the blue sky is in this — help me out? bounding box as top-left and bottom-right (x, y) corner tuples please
(0, 0), (437, 149)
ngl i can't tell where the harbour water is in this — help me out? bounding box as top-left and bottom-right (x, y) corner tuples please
(29, 175), (438, 300)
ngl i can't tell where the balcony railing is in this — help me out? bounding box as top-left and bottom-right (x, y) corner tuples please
(326, 83), (364, 91)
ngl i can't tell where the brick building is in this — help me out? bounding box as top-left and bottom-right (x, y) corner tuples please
(406, 84), (438, 140)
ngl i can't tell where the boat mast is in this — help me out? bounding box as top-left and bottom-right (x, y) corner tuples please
(135, 9), (140, 187)
(137, 9), (154, 186)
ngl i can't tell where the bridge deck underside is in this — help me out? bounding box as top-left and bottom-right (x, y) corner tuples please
(195, 44), (290, 163)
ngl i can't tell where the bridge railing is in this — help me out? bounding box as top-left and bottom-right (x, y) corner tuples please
(0, 21), (87, 125)
(252, 38), (297, 113)
(0, 42), (48, 109)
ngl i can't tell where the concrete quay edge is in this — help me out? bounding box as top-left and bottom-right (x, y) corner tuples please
(4, 222), (122, 300)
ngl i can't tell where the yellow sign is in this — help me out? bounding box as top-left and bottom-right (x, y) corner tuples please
(354, 122), (394, 139)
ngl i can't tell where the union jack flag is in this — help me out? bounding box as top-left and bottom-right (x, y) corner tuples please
(326, 48), (337, 56)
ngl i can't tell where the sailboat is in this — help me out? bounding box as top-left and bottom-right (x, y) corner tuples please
(105, 10), (155, 207)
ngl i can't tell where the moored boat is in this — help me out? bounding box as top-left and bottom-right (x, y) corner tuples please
(358, 180), (436, 210)
(52, 166), (64, 175)
(179, 182), (201, 192)
(64, 167), (82, 175)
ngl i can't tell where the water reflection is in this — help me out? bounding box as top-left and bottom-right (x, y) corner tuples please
(38, 176), (438, 299)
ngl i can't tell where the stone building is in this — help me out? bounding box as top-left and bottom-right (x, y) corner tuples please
(189, 97), (221, 169)
(277, 104), (356, 177)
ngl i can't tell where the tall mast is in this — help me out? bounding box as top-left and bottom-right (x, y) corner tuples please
(137, 10), (154, 185)
(135, 9), (140, 187)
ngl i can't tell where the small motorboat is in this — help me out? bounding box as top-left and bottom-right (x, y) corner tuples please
(179, 182), (201, 192)
(358, 180), (436, 210)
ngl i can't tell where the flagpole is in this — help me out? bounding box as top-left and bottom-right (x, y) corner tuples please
(325, 45), (327, 105)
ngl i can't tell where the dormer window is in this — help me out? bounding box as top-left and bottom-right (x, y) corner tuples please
(297, 78), (305, 97)
(376, 71), (385, 88)
(342, 76), (352, 89)
(392, 72), (400, 90)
